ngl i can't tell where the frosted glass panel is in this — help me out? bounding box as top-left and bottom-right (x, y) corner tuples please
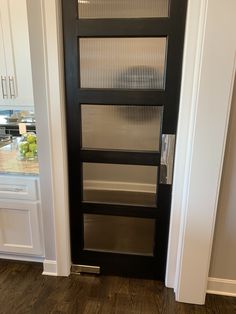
(78, 0), (169, 19)
(83, 163), (157, 206)
(84, 214), (155, 255)
(80, 38), (167, 89)
(82, 105), (162, 151)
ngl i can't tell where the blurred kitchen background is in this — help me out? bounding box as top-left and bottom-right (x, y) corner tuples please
(0, 109), (36, 136)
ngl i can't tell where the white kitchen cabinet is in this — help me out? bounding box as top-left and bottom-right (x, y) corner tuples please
(0, 175), (44, 257)
(0, 0), (34, 109)
(0, 200), (43, 255)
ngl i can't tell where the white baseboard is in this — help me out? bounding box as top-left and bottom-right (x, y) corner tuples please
(0, 253), (44, 263)
(42, 259), (58, 276)
(207, 277), (236, 297)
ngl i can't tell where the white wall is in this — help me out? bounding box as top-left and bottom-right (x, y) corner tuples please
(209, 75), (236, 280)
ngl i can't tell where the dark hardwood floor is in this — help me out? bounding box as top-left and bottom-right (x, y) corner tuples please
(0, 260), (235, 314)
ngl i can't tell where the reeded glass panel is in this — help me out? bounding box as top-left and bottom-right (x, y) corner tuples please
(81, 105), (162, 151)
(78, 0), (169, 19)
(80, 38), (167, 89)
(84, 214), (155, 255)
(83, 163), (157, 206)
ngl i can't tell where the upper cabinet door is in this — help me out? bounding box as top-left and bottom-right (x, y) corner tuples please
(0, 0), (34, 108)
(0, 10), (8, 100)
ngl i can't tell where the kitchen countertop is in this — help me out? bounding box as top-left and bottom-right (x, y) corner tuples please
(0, 139), (39, 176)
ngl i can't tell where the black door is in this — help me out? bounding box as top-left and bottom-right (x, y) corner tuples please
(62, 0), (187, 280)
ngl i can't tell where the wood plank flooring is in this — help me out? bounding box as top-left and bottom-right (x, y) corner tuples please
(0, 260), (235, 313)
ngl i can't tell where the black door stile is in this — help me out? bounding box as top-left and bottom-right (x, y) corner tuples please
(62, 0), (188, 280)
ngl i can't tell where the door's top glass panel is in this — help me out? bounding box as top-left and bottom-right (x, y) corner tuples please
(80, 37), (167, 89)
(78, 0), (169, 19)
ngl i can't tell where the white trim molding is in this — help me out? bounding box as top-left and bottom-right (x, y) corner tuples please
(27, 0), (71, 277)
(43, 260), (58, 276)
(172, 0), (236, 305)
(0, 254), (44, 263)
(207, 278), (236, 297)
(41, 0), (71, 277)
(165, 0), (208, 290)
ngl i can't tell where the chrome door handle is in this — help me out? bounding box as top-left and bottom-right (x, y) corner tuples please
(9, 76), (16, 98)
(160, 134), (176, 185)
(1, 76), (8, 99)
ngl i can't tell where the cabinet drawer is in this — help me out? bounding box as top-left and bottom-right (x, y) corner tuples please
(0, 175), (39, 201)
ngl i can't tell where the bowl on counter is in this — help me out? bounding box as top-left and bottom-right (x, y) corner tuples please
(17, 132), (38, 161)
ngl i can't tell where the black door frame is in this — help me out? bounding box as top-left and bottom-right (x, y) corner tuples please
(62, 0), (187, 280)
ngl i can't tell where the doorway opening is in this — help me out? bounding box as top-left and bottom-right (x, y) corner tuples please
(62, 0), (187, 280)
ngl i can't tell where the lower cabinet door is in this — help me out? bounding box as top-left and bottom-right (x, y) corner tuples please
(0, 200), (43, 256)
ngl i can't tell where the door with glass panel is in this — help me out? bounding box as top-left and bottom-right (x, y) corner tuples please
(62, 0), (187, 279)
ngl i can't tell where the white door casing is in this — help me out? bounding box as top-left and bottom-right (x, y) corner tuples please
(27, 0), (71, 276)
(167, 0), (236, 304)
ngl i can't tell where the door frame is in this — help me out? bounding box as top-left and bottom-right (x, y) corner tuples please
(30, 0), (236, 304)
(166, 0), (236, 304)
